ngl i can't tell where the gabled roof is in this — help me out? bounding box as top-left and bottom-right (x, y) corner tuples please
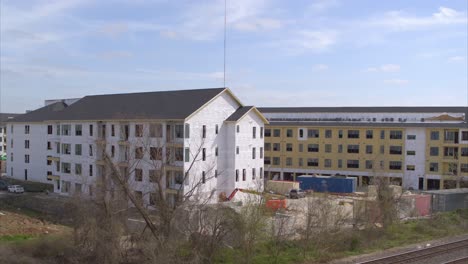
(225, 106), (269, 124)
(9, 102), (68, 123)
(50, 88), (226, 121)
(259, 106), (468, 113)
(0, 113), (21, 124)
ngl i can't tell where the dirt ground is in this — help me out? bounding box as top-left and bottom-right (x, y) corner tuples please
(0, 209), (68, 237)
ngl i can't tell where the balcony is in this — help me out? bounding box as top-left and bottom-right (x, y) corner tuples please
(47, 156), (60, 162)
(47, 174), (60, 181)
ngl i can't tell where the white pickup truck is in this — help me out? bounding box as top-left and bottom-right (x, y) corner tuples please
(7, 185), (24, 194)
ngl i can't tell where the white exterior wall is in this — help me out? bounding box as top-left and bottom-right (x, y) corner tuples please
(403, 128), (426, 189)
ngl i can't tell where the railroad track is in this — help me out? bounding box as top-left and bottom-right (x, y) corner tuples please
(358, 238), (468, 264)
(441, 256), (468, 264)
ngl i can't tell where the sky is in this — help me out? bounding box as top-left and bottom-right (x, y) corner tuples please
(0, 0), (467, 113)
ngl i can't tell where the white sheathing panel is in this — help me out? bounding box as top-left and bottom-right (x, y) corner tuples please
(404, 128), (426, 189)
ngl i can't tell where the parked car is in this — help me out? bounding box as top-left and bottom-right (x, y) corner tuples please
(289, 188), (306, 199)
(7, 185), (24, 194)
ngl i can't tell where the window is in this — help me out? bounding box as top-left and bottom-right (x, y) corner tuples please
(260, 127), (264, 138)
(347, 145), (359, 154)
(461, 164), (468, 173)
(324, 159), (331, 168)
(236, 146), (240, 154)
(89, 145), (93, 156)
(265, 129), (271, 137)
(462, 131), (468, 141)
(252, 168), (256, 180)
(273, 157), (280, 165)
(62, 143), (71, 155)
(264, 157), (271, 165)
(184, 124), (190, 138)
(298, 158), (303, 167)
(89, 165), (93, 176)
(135, 147), (144, 159)
(429, 162), (438, 172)
(24, 169), (28, 181)
(47, 159), (52, 165)
(47, 141), (52, 150)
(389, 146), (402, 155)
(366, 145), (373, 154)
(202, 148), (206, 161)
(148, 124), (162, 138)
(10, 139), (13, 148)
(380, 145), (385, 154)
(286, 157), (292, 166)
(265, 143), (271, 151)
(307, 158), (319, 167)
(185, 148), (190, 162)
(202, 125), (206, 138)
(325, 144), (332, 153)
(430, 131), (439, 140)
(215, 147), (218, 157)
(461, 147), (468, 157)
(175, 124), (184, 138)
(253, 127), (257, 138)
(236, 170), (239, 182)
(215, 124), (219, 134)
(389, 161), (402, 170)
(325, 130), (332, 138)
(286, 129), (293, 138)
(47, 125), (53, 135)
(149, 170), (159, 182)
(25, 154), (30, 163)
(56, 143), (60, 154)
(25, 140), (29, 149)
(111, 145), (115, 158)
(390, 130), (403, 139)
(308, 129), (319, 138)
(111, 125), (115, 137)
(202, 171), (206, 184)
(338, 159), (342, 168)
(308, 144), (319, 152)
(299, 144), (303, 152)
(62, 162), (71, 174)
(260, 147), (263, 158)
(444, 130), (456, 141)
(407, 135), (416, 140)
(273, 129), (281, 137)
(338, 144), (343, 153)
(260, 168), (263, 179)
(366, 130), (373, 139)
(10, 153), (13, 162)
(89, 124), (94, 136)
(135, 124), (143, 137)
(365, 160), (373, 169)
(61, 124), (71, 136)
(75, 164), (82, 175)
(299, 128), (305, 138)
(75, 144), (82, 155)
(75, 124), (82, 136)
(25, 125), (30, 134)
(135, 169), (143, 181)
(380, 130), (385, 139)
(430, 147), (439, 156)
(273, 143), (280, 151)
(347, 130), (360, 139)
(406, 165), (415, 171)
(150, 147), (162, 160)
(237, 125), (240, 133)
(338, 130), (343, 138)
(286, 143), (293, 152)
(347, 160), (359, 169)
(11, 125), (13, 134)
(252, 148), (256, 159)
(407, 150), (416, 155)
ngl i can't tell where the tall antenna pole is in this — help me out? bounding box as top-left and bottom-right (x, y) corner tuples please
(223, 0), (227, 88)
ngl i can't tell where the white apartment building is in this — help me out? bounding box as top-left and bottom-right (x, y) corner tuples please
(0, 113), (20, 174)
(7, 88), (267, 204)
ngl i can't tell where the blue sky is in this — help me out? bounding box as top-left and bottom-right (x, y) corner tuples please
(0, 0), (467, 113)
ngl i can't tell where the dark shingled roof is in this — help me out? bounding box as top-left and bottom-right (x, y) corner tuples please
(10, 102), (68, 123)
(226, 106), (254, 122)
(259, 106), (468, 113)
(10, 88), (227, 122)
(0, 113), (21, 124)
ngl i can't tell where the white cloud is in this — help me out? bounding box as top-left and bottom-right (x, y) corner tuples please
(365, 64), (400, 73)
(287, 30), (337, 53)
(98, 51), (133, 60)
(308, 0), (340, 14)
(384, 79), (409, 85)
(134, 69), (224, 81)
(369, 6), (467, 31)
(233, 18), (284, 32)
(313, 64), (329, 71)
(448, 56), (465, 62)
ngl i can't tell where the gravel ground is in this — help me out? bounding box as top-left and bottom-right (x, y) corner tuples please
(331, 234), (468, 264)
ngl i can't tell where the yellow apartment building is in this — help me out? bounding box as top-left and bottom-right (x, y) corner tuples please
(259, 107), (468, 190)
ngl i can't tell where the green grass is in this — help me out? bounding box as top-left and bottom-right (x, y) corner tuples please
(0, 234), (35, 243)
